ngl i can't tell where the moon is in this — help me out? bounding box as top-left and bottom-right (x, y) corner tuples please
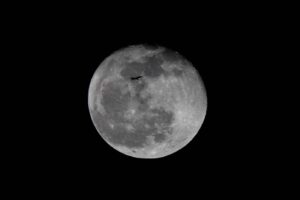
(88, 45), (207, 159)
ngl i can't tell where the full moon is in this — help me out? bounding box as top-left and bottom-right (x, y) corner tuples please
(88, 45), (207, 159)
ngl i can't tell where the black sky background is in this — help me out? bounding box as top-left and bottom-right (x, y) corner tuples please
(7, 4), (277, 192)
(36, 19), (255, 176)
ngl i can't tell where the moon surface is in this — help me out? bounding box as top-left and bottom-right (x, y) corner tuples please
(88, 45), (207, 158)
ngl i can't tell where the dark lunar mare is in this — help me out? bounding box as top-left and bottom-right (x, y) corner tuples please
(98, 79), (175, 149)
(120, 52), (185, 81)
(92, 50), (187, 149)
(160, 50), (187, 77)
(160, 49), (183, 63)
(120, 55), (165, 79)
